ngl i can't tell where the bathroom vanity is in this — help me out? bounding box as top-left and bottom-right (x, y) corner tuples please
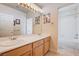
(0, 34), (51, 56)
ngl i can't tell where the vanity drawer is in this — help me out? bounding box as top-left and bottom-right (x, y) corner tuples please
(33, 40), (43, 48)
(22, 50), (32, 56)
(44, 37), (51, 43)
(33, 45), (44, 56)
(1, 44), (32, 56)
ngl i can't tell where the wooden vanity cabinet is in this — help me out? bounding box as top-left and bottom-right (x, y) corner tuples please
(33, 37), (51, 56)
(1, 44), (32, 56)
(0, 36), (51, 56)
(33, 40), (44, 56)
(44, 37), (50, 55)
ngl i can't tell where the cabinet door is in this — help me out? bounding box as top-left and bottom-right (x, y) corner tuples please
(33, 40), (43, 48)
(22, 51), (32, 56)
(1, 44), (32, 56)
(44, 37), (50, 54)
(33, 45), (43, 56)
(44, 41), (50, 54)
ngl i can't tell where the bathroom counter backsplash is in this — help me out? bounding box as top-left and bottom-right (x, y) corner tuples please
(0, 34), (50, 54)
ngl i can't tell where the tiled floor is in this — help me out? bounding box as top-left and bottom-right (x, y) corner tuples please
(45, 39), (79, 56)
(45, 49), (79, 56)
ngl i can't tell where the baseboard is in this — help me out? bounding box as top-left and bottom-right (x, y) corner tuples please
(50, 49), (60, 54)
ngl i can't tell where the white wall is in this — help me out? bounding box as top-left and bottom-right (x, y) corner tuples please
(0, 4), (27, 35)
(42, 6), (58, 52)
(27, 18), (33, 34)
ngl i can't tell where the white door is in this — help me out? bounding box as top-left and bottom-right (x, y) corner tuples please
(59, 15), (76, 49)
(58, 4), (77, 50)
(74, 14), (79, 50)
(27, 18), (33, 34)
(58, 4), (79, 55)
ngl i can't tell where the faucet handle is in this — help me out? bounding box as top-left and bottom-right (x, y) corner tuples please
(11, 36), (16, 40)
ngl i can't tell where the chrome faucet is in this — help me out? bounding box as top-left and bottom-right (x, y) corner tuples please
(10, 32), (16, 40)
(38, 33), (41, 35)
(11, 36), (16, 40)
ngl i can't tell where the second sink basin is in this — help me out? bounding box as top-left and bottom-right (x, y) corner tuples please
(0, 38), (25, 47)
(0, 40), (19, 47)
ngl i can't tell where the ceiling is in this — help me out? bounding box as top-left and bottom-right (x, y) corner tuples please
(2, 3), (74, 13)
(2, 3), (42, 18)
(2, 3), (29, 13)
(1, 3), (74, 18)
(1, 3), (74, 16)
(35, 3), (73, 9)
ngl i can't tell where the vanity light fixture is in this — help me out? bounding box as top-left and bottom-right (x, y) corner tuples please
(18, 3), (43, 13)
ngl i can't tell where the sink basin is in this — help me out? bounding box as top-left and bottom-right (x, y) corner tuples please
(0, 38), (25, 47)
(0, 40), (19, 47)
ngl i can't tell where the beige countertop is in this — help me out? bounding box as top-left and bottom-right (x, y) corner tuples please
(0, 34), (50, 54)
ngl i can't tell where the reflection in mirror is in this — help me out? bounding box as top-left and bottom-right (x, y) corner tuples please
(0, 13), (21, 37)
(0, 3), (43, 37)
(13, 19), (21, 36)
(0, 13), (14, 37)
